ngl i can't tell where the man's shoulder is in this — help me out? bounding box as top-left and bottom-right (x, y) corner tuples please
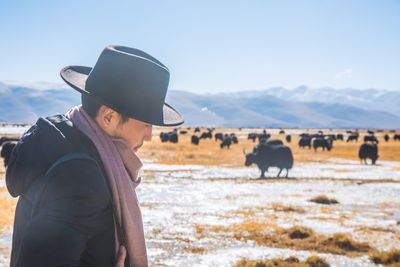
(44, 154), (110, 199)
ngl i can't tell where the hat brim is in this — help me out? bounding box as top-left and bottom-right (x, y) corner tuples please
(61, 65), (184, 127)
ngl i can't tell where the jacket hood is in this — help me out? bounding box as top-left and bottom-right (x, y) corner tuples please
(6, 114), (94, 197)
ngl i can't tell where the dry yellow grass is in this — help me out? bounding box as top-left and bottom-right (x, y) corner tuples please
(226, 204), (304, 219)
(370, 249), (400, 266)
(0, 164), (16, 233)
(271, 203), (305, 214)
(195, 222), (375, 257)
(0, 194), (17, 235)
(138, 128), (400, 166)
(234, 256), (330, 267)
(183, 246), (208, 254)
(309, 195), (339, 205)
(0, 159), (5, 176)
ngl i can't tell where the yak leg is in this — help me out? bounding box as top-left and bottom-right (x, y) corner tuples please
(260, 167), (269, 178)
(285, 169), (289, 178)
(277, 168), (283, 178)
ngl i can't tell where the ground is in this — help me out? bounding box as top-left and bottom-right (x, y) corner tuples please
(1, 127), (399, 267)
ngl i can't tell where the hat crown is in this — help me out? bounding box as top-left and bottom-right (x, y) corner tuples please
(85, 45), (170, 124)
(60, 45), (184, 126)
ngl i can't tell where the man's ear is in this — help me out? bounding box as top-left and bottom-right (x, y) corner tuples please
(95, 105), (119, 133)
(103, 108), (114, 124)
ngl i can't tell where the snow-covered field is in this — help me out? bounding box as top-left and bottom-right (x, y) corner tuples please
(135, 160), (400, 266)
(1, 160), (399, 266)
(0, 125), (30, 136)
(1, 125), (399, 267)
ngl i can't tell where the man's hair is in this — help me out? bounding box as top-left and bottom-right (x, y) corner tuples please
(81, 94), (129, 124)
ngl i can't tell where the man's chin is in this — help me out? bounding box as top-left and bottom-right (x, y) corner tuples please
(133, 144), (143, 152)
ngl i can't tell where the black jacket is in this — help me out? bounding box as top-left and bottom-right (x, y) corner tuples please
(6, 114), (115, 267)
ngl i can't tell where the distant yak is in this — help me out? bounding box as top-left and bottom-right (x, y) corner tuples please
(299, 137), (311, 149)
(160, 132), (178, 143)
(312, 137), (332, 152)
(359, 143), (378, 165)
(200, 131), (212, 140)
(191, 135), (200, 145)
(364, 135), (379, 143)
(1, 141), (17, 167)
(214, 133), (224, 141)
(347, 134), (359, 142)
(248, 133), (257, 142)
(220, 135), (232, 149)
(384, 134), (389, 142)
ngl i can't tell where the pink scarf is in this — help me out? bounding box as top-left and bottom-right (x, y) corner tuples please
(66, 106), (148, 267)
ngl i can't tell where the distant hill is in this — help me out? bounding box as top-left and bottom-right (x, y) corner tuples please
(0, 82), (80, 123)
(166, 90), (400, 128)
(0, 82), (399, 128)
(227, 85), (400, 116)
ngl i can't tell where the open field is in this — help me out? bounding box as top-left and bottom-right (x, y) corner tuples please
(1, 127), (400, 266)
(139, 128), (400, 166)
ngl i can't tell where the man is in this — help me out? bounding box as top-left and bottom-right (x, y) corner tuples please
(6, 45), (184, 267)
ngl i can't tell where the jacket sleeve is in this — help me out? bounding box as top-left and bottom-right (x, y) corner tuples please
(16, 158), (113, 267)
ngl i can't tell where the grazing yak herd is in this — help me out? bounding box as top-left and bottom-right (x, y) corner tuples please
(157, 128), (399, 178)
(1, 129), (399, 179)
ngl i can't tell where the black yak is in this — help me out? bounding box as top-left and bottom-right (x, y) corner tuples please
(215, 132), (223, 141)
(220, 135), (232, 149)
(191, 135), (200, 145)
(244, 143), (293, 178)
(384, 134), (389, 142)
(1, 141), (17, 167)
(298, 137), (311, 149)
(347, 134), (359, 142)
(364, 135), (379, 143)
(336, 134), (344, 141)
(358, 143), (378, 164)
(200, 131), (212, 139)
(160, 132), (179, 143)
(312, 137), (332, 151)
(230, 134), (239, 144)
(248, 133), (257, 142)
(160, 132), (169, 142)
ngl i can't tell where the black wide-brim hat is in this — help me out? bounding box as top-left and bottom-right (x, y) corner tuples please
(60, 45), (184, 126)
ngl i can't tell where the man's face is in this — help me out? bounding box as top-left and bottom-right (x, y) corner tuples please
(94, 105), (153, 151)
(113, 116), (153, 152)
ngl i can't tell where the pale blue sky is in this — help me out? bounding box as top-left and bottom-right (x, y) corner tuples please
(0, 0), (399, 93)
